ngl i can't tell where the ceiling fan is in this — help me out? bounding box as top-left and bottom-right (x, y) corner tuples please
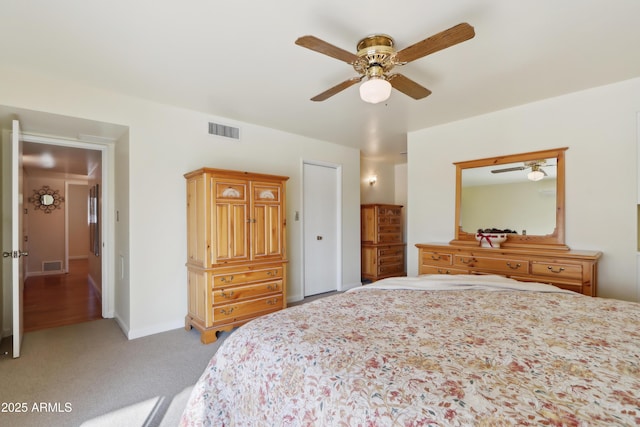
(295, 23), (475, 104)
(491, 160), (555, 181)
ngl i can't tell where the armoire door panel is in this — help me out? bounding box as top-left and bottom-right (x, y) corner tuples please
(253, 204), (282, 259)
(187, 176), (207, 266)
(215, 203), (249, 262)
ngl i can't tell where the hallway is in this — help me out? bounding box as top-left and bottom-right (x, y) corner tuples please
(23, 259), (102, 332)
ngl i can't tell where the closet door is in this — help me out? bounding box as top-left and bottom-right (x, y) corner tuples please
(213, 178), (250, 264)
(303, 162), (339, 296)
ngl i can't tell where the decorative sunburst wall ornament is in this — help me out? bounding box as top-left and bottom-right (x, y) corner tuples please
(29, 185), (64, 214)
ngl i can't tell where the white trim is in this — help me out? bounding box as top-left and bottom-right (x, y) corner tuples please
(126, 319), (184, 340)
(64, 180), (89, 273)
(637, 111), (640, 302)
(88, 273), (101, 297)
(21, 132), (115, 319)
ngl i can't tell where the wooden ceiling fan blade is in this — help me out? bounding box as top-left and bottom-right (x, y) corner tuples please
(310, 77), (362, 102)
(395, 23), (475, 64)
(491, 166), (527, 174)
(295, 35), (359, 64)
(388, 74), (432, 99)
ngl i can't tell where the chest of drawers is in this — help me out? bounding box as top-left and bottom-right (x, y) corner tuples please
(361, 204), (406, 281)
(416, 243), (601, 296)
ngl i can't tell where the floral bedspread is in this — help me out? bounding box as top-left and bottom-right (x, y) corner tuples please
(180, 275), (640, 426)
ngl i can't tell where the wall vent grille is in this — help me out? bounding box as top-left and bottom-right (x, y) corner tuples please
(208, 122), (240, 140)
(42, 260), (63, 272)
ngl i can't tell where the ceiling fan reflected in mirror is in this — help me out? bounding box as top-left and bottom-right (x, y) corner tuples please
(491, 160), (556, 181)
(295, 23), (475, 104)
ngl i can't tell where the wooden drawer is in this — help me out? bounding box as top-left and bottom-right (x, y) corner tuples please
(378, 263), (404, 276)
(378, 224), (401, 234)
(511, 275), (584, 293)
(454, 255), (529, 275)
(421, 265), (469, 275)
(213, 295), (283, 323)
(377, 206), (402, 217)
(421, 251), (453, 267)
(531, 262), (582, 281)
(379, 246), (404, 257)
(212, 280), (282, 305)
(212, 266), (282, 288)
(378, 233), (403, 243)
(379, 254), (403, 265)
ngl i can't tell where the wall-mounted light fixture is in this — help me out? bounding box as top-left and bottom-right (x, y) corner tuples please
(368, 175), (378, 186)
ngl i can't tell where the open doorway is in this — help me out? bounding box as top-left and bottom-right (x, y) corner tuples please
(22, 140), (103, 332)
(1, 106), (125, 357)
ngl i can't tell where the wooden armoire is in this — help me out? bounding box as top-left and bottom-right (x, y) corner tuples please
(184, 168), (288, 343)
(361, 204), (406, 282)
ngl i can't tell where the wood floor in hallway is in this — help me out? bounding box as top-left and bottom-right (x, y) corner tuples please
(24, 259), (102, 332)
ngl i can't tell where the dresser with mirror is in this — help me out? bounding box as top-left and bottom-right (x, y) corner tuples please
(416, 147), (602, 296)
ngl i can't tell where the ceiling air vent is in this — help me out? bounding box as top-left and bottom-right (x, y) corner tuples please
(208, 122), (240, 140)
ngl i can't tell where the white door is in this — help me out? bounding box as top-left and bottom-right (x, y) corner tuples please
(303, 162), (340, 296)
(2, 120), (26, 358)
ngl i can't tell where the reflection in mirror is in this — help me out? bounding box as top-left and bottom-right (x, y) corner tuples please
(452, 147), (568, 250)
(460, 159), (557, 235)
(40, 194), (55, 206)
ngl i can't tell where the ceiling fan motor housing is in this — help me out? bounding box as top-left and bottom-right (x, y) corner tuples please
(354, 34), (397, 77)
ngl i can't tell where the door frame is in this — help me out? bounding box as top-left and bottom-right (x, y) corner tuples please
(65, 180), (89, 270)
(301, 160), (342, 294)
(21, 133), (115, 318)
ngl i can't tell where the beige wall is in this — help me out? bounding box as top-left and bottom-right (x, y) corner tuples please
(408, 77), (640, 302)
(360, 157), (396, 204)
(23, 176), (66, 274)
(461, 179), (556, 235)
(0, 66), (362, 339)
(67, 184), (89, 259)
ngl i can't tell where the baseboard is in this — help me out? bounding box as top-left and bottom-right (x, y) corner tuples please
(340, 281), (362, 292)
(88, 274), (102, 297)
(26, 270), (65, 278)
(287, 294), (304, 303)
(113, 314), (130, 338)
(127, 319), (185, 340)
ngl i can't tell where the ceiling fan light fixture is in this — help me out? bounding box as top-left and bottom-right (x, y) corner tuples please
(359, 77), (391, 104)
(528, 168), (545, 181)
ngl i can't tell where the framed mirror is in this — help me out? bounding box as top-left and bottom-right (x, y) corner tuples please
(451, 147), (569, 250)
(28, 185), (64, 214)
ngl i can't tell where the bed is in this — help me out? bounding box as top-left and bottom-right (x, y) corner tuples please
(180, 274), (640, 426)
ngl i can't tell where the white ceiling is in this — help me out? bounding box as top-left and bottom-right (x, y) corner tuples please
(2, 0), (640, 168)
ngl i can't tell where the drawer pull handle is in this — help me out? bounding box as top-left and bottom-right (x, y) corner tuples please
(506, 262), (521, 270)
(220, 307), (235, 315)
(460, 257), (475, 264)
(266, 283), (279, 291)
(220, 291), (234, 299)
(437, 269), (451, 274)
(267, 270), (278, 276)
(220, 275), (234, 283)
(547, 266), (565, 273)
(430, 255), (441, 261)
(266, 298), (279, 305)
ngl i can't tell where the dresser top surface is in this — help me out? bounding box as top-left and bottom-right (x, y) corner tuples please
(416, 242), (602, 260)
